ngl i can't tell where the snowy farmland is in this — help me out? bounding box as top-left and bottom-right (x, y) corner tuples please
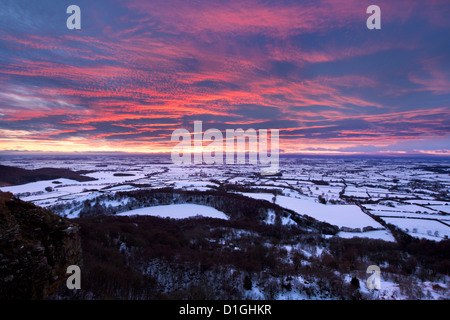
(1, 153), (450, 301)
(239, 192), (384, 229)
(381, 217), (450, 240)
(118, 203), (229, 220)
(1, 154), (449, 242)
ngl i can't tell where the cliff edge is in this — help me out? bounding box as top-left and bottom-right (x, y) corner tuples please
(0, 191), (82, 299)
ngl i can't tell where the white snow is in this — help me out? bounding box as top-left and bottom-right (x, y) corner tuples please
(0, 178), (80, 195)
(430, 205), (450, 214)
(265, 209), (276, 225)
(240, 193), (384, 229)
(117, 203), (229, 220)
(336, 230), (396, 242)
(382, 217), (450, 240)
(281, 215), (297, 226)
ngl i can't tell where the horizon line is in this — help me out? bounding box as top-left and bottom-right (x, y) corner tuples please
(0, 150), (449, 158)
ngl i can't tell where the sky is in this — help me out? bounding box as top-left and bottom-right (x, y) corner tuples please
(0, 0), (449, 155)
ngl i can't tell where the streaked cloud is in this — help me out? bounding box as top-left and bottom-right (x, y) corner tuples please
(0, 0), (449, 154)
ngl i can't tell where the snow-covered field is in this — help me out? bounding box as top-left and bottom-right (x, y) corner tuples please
(337, 230), (396, 242)
(117, 203), (229, 220)
(238, 192), (393, 240)
(2, 154), (450, 301)
(1, 154), (449, 242)
(1, 178), (81, 196)
(381, 217), (450, 240)
(240, 192), (384, 229)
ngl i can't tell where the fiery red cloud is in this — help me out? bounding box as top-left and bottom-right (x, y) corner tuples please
(0, 0), (449, 155)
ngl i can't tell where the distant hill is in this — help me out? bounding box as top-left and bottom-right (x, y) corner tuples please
(0, 165), (96, 186)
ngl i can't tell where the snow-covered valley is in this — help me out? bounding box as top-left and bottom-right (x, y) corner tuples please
(1, 154), (449, 300)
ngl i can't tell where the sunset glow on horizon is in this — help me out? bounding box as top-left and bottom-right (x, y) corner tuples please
(0, 0), (449, 156)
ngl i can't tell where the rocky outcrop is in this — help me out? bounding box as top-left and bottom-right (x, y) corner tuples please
(0, 192), (82, 300)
